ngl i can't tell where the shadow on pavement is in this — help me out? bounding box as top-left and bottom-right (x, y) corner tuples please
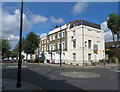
(2, 68), (87, 92)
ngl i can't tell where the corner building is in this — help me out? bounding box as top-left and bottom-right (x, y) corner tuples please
(38, 20), (105, 66)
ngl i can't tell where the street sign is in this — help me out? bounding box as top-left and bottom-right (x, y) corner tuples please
(94, 50), (98, 54)
(94, 44), (98, 54)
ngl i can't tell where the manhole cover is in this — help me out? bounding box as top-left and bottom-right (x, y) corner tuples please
(60, 72), (100, 78)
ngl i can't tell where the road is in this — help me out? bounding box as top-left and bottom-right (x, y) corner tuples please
(2, 61), (120, 92)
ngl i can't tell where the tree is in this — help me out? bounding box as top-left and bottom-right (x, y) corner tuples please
(10, 45), (19, 59)
(23, 32), (39, 62)
(22, 37), (29, 61)
(2, 39), (11, 59)
(10, 38), (25, 60)
(107, 13), (120, 62)
(107, 13), (120, 46)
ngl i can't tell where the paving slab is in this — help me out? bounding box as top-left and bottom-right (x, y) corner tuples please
(2, 78), (42, 91)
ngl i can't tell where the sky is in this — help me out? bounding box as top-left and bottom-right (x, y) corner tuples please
(1, 2), (118, 49)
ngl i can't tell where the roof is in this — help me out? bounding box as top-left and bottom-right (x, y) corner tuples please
(69, 20), (101, 29)
(105, 41), (120, 48)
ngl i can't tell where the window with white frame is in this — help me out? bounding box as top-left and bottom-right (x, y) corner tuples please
(47, 46), (49, 51)
(42, 46), (44, 52)
(53, 44), (55, 50)
(73, 53), (76, 61)
(42, 40), (43, 44)
(62, 42), (65, 50)
(53, 34), (55, 40)
(73, 23), (75, 27)
(58, 43), (60, 50)
(88, 40), (91, 49)
(50, 36), (52, 41)
(62, 31), (65, 38)
(47, 39), (49, 43)
(44, 39), (46, 44)
(73, 31), (76, 36)
(50, 44), (53, 51)
(58, 32), (61, 39)
(44, 45), (46, 51)
(73, 40), (76, 48)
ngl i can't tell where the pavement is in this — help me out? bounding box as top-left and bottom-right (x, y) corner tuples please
(2, 78), (42, 91)
(27, 62), (119, 69)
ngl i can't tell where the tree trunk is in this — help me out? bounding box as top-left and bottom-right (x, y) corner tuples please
(112, 31), (115, 42)
(116, 34), (119, 46)
(111, 31), (116, 47)
(30, 54), (32, 63)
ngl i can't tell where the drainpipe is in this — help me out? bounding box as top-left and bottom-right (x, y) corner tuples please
(81, 20), (84, 65)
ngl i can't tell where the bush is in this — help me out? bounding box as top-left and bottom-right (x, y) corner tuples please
(109, 57), (115, 63)
(38, 58), (44, 63)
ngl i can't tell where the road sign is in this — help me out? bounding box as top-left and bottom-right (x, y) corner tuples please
(94, 44), (98, 54)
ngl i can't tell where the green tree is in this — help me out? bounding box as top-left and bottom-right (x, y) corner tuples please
(22, 37), (29, 61)
(2, 39), (11, 59)
(23, 32), (39, 62)
(107, 13), (120, 62)
(107, 13), (120, 46)
(10, 45), (19, 59)
(10, 37), (25, 60)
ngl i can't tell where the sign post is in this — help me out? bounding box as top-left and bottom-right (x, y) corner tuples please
(93, 44), (98, 66)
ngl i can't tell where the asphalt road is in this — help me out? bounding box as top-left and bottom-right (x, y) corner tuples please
(2, 62), (120, 92)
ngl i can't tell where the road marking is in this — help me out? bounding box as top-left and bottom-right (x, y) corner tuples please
(115, 70), (120, 72)
(30, 68), (39, 70)
(5, 66), (27, 68)
(109, 69), (120, 73)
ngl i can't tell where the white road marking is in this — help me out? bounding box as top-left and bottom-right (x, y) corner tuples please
(30, 68), (39, 70)
(109, 69), (120, 72)
(115, 70), (120, 72)
(5, 66), (27, 68)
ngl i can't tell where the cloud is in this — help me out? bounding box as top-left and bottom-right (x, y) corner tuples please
(31, 14), (48, 24)
(2, 9), (20, 37)
(104, 31), (113, 42)
(2, 9), (48, 49)
(50, 16), (64, 24)
(72, 2), (88, 15)
(40, 33), (47, 38)
(100, 21), (113, 42)
(8, 35), (19, 41)
(9, 41), (18, 50)
(100, 21), (111, 32)
(2, 9), (49, 38)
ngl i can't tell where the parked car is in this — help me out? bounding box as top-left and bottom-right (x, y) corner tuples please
(11, 59), (17, 62)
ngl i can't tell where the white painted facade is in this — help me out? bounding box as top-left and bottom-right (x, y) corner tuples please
(67, 24), (105, 65)
(21, 51), (31, 60)
(37, 20), (105, 65)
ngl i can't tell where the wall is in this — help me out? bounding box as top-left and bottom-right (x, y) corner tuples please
(67, 24), (105, 65)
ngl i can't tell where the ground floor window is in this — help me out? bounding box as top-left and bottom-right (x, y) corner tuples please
(88, 53), (91, 62)
(73, 53), (76, 61)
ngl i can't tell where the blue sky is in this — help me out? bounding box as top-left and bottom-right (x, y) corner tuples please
(2, 2), (118, 49)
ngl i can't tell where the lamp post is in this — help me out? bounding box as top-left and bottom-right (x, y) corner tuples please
(60, 26), (62, 66)
(16, 0), (23, 88)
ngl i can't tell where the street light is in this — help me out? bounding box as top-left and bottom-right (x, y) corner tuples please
(60, 26), (62, 66)
(16, 0), (23, 88)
